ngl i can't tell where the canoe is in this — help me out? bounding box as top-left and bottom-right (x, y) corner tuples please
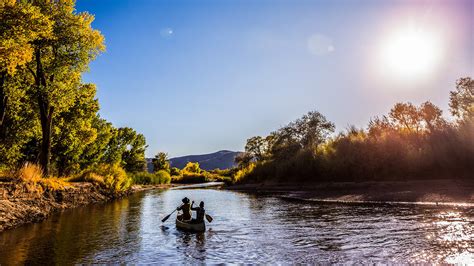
(175, 218), (205, 232)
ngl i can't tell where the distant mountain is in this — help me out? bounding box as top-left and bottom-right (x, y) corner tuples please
(146, 150), (242, 172)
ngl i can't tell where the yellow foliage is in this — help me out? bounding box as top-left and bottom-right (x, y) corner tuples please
(233, 163), (256, 184)
(69, 164), (131, 194)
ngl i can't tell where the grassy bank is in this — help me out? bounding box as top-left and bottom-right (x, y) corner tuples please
(0, 163), (175, 232)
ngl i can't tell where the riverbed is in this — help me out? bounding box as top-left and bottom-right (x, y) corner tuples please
(0, 188), (472, 264)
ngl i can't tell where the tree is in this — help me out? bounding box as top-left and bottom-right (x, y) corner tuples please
(450, 77), (473, 121)
(270, 111), (335, 158)
(234, 152), (253, 168)
(152, 152), (170, 173)
(245, 136), (268, 161)
(419, 101), (446, 133)
(25, 0), (104, 175)
(52, 83), (99, 175)
(389, 102), (422, 133)
(106, 127), (148, 173)
(79, 116), (114, 170)
(0, 1), (51, 156)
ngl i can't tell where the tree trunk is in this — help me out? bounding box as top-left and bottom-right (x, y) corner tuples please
(35, 48), (53, 176)
(0, 71), (7, 140)
(38, 98), (53, 176)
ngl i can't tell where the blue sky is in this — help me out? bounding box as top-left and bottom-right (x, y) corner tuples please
(76, 0), (472, 157)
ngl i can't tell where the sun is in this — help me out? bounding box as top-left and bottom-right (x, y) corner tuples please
(379, 27), (442, 80)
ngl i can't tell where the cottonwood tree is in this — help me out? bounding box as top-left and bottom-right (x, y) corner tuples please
(24, 0), (104, 175)
(270, 111), (335, 159)
(103, 127), (147, 173)
(52, 83), (100, 175)
(0, 1), (52, 166)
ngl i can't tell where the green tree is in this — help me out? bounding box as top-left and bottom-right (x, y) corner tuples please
(103, 127), (147, 173)
(0, 1), (51, 166)
(25, 0), (104, 175)
(152, 152), (170, 173)
(271, 111), (335, 158)
(79, 116), (114, 170)
(52, 83), (99, 175)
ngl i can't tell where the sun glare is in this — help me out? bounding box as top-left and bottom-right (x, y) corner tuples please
(379, 27), (442, 80)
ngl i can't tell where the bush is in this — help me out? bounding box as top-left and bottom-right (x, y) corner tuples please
(170, 167), (181, 176)
(70, 164), (132, 195)
(233, 163), (256, 184)
(154, 170), (171, 184)
(183, 162), (201, 173)
(130, 172), (155, 184)
(130, 171), (171, 185)
(173, 172), (207, 184)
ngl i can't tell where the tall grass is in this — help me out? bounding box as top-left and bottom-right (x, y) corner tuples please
(3, 163), (70, 192)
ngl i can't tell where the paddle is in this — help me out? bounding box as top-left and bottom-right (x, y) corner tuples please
(205, 214), (213, 223)
(162, 205), (182, 223)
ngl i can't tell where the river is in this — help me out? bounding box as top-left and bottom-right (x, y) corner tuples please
(0, 188), (473, 264)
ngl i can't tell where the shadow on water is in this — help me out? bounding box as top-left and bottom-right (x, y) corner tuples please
(0, 188), (473, 264)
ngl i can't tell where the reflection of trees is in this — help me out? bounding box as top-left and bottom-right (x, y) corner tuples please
(0, 194), (145, 264)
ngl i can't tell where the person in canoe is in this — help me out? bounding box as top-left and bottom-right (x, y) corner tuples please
(191, 201), (205, 224)
(176, 197), (192, 221)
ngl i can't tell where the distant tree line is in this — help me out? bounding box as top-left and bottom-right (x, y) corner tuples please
(235, 78), (473, 183)
(0, 0), (147, 177)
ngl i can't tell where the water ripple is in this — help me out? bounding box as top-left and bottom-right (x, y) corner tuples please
(0, 189), (472, 264)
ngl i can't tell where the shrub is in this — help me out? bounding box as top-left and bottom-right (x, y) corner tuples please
(233, 163), (256, 184)
(154, 170), (171, 184)
(170, 167), (181, 176)
(130, 172), (154, 184)
(173, 172), (206, 184)
(130, 171), (171, 185)
(183, 162), (201, 173)
(70, 164), (132, 195)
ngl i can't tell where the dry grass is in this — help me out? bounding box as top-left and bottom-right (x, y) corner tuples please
(4, 163), (71, 192)
(16, 162), (43, 182)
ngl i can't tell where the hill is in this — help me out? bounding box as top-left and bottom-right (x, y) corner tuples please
(146, 150), (242, 172)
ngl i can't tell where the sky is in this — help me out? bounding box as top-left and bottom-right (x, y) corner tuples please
(75, 0), (473, 157)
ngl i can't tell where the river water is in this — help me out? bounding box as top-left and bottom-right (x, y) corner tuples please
(0, 188), (473, 264)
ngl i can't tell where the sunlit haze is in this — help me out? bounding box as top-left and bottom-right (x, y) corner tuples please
(76, 0), (473, 157)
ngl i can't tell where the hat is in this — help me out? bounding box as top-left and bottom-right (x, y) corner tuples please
(182, 197), (190, 203)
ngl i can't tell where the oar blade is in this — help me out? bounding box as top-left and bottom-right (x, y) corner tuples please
(161, 213), (172, 223)
(205, 214), (213, 223)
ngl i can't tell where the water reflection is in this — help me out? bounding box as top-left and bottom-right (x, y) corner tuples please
(0, 189), (472, 264)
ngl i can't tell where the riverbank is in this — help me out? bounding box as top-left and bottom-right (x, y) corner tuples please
(228, 179), (474, 206)
(0, 181), (174, 233)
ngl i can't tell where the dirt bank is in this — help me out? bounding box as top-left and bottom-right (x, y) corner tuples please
(0, 182), (169, 233)
(228, 179), (474, 205)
